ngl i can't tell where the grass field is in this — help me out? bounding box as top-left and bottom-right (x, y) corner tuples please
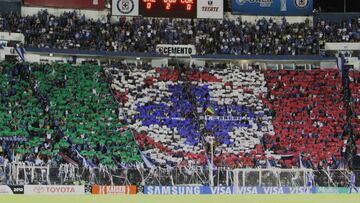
(1, 194), (360, 203)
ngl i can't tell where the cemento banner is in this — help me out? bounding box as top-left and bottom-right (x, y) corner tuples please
(197, 0), (224, 19)
(144, 186), (316, 195)
(24, 185), (85, 195)
(0, 185), (24, 195)
(156, 44), (196, 57)
(91, 185), (137, 195)
(112, 0), (139, 16)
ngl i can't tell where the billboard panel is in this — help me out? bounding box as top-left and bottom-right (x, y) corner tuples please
(24, 185), (85, 195)
(0, 185), (24, 195)
(156, 44), (197, 57)
(197, 0), (223, 19)
(23, 0), (105, 10)
(232, 0), (313, 16)
(144, 186), (316, 195)
(91, 185), (137, 195)
(112, 0), (139, 16)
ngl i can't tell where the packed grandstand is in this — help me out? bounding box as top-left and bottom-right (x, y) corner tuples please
(0, 0), (359, 196)
(1, 10), (360, 55)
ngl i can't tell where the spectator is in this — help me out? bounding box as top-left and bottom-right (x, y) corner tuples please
(0, 11), (359, 55)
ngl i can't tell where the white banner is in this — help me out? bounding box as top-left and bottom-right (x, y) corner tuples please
(24, 185), (85, 195)
(156, 44), (196, 57)
(0, 186), (13, 195)
(112, 0), (139, 16)
(197, 0), (223, 19)
(0, 32), (25, 43)
(324, 43), (360, 51)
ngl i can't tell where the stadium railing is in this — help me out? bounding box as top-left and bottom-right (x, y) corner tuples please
(1, 163), (357, 187)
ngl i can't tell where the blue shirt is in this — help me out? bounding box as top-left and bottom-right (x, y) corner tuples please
(351, 173), (356, 183)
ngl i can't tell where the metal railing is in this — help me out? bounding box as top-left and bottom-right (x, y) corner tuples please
(1, 163), (358, 187)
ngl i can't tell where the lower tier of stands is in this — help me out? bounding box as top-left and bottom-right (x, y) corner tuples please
(107, 66), (352, 169)
(0, 63), (358, 169)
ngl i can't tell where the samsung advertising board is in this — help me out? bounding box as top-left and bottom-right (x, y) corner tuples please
(144, 186), (316, 195)
(232, 0), (313, 16)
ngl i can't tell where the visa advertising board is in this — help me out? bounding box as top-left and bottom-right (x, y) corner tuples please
(144, 186), (316, 195)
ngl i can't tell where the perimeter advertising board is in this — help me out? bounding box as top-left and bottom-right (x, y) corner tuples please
(91, 185), (137, 195)
(232, 0), (313, 16)
(144, 186), (316, 195)
(0, 185), (24, 195)
(24, 185), (85, 195)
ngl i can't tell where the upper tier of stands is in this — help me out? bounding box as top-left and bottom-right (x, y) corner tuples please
(1, 11), (360, 55)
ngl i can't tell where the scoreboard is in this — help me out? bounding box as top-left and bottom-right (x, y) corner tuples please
(139, 0), (197, 18)
(112, 0), (223, 19)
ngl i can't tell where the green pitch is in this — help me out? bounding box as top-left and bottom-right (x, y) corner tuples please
(1, 194), (360, 203)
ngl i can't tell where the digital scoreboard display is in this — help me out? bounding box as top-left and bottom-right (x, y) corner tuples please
(139, 0), (197, 18)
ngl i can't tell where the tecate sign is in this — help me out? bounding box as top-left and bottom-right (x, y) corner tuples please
(24, 185), (85, 195)
(197, 0), (224, 19)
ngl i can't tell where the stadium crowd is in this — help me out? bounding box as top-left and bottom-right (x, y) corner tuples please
(0, 61), (357, 172)
(0, 62), (141, 169)
(0, 10), (359, 171)
(0, 11), (360, 55)
(263, 69), (346, 169)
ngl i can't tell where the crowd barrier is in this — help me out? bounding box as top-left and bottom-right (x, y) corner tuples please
(0, 185), (357, 195)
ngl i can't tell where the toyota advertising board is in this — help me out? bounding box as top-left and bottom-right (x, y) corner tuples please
(24, 185), (85, 195)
